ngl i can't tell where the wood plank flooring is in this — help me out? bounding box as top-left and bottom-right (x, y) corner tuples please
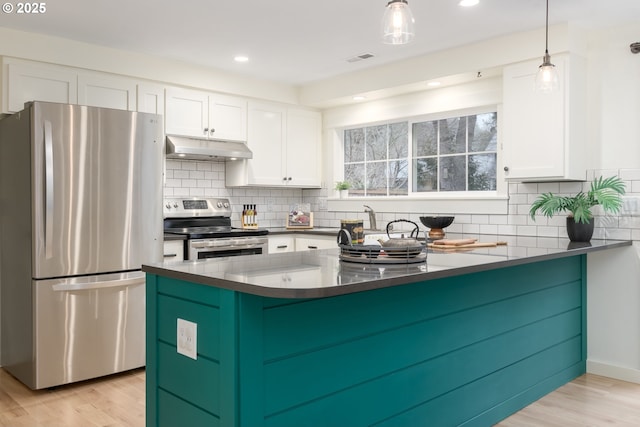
(0, 368), (639, 426)
(0, 368), (145, 427)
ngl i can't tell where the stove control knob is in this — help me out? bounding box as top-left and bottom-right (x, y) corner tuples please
(216, 201), (223, 208)
(165, 203), (171, 209)
(173, 203), (179, 208)
(223, 202), (230, 208)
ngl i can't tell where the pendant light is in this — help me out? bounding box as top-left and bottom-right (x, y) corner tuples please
(535, 0), (559, 93)
(382, 0), (415, 45)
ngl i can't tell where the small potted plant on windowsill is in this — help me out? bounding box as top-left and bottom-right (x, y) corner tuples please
(529, 176), (626, 242)
(335, 181), (350, 198)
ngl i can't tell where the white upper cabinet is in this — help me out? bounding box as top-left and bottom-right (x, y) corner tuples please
(209, 94), (247, 141)
(137, 83), (165, 115)
(286, 108), (321, 187)
(226, 101), (321, 188)
(2, 58), (78, 113)
(78, 72), (137, 111)
(502, 53), (587, 182)
(165, 87), (247, 142)
(165, 87), (208, 137)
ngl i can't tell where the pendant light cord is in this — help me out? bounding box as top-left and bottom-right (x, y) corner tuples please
(544, 0), (550, 54)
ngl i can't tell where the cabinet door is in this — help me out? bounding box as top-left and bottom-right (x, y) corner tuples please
(286, 108), (321, 187)
(246, 101), (287, 186)
(295, 235), (335, 251)
(78, 73), (137, 111)
(165, 87), (209, 137)
(163, 240), (184, 263)
(137, 83), (165, 115)
(209, 94), (247, 142)
(502, 55), (585, 181)
(268, 236), (295, 253)
(4, 60), (78, 113)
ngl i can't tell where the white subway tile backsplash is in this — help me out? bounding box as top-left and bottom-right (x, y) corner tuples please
(497, 225), (518, 235)
(516, 225), (537, 236)
(620, 169), (640, 181)
(174, 170), (189, 179)
(537, 183), (560, 194)
(471, 215), (489, 224)
(163, 161), (640, 240)
(479, 224), (498, 234)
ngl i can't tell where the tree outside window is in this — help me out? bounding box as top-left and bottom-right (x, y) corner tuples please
(343, 111), (497, 196)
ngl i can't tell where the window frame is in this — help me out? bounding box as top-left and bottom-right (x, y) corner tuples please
(329, 105), (508, 215)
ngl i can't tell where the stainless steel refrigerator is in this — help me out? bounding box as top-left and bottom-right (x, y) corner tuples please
(0, 101), (163, 389)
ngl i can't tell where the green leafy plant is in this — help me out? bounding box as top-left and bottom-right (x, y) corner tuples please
(529, 176), (626, 224)
(335, 181), (351, 191)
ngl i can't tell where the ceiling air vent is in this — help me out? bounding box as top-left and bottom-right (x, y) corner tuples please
(347, 53), (375, 63)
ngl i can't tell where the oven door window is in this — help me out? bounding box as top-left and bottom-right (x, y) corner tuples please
(197, 247), (263, 259)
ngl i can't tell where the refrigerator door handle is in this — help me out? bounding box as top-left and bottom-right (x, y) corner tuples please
(51, 272), (145, 292)
(44, 120), (54, 259)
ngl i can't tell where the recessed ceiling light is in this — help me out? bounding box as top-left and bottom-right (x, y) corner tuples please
(427, 81), (442, 87)
(353, 96), (366, 101)
(234, 55), (249, 63)
(459, 0), (479, 7)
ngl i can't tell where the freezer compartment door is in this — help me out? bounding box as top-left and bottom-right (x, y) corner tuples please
(33, 271), (145, 389)
(31, 102), (163, 278)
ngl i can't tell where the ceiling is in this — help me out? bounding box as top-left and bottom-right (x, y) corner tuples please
(0, 0), (638, 86)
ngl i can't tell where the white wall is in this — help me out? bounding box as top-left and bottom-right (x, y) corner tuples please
(587, 24), (640, 170)
(0, 27), (299, 105)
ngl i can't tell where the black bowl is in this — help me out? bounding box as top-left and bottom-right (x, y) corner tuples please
(419, 216), (455, 230)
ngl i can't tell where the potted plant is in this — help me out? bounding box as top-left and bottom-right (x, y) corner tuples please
(335, 181), (350, 198)
(529, 176), (626, 242)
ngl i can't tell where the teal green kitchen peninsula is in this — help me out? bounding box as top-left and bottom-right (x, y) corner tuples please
(143, 237), (629, 427)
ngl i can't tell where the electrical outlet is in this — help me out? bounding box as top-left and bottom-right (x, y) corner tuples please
(177, 318), (197, 360)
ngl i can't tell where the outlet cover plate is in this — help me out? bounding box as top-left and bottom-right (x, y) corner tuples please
(177, 318), (197, 360)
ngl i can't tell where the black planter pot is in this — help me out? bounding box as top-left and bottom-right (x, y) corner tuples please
(566, 217), (594, 242)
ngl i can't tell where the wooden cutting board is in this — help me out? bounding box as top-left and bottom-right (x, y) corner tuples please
(432, 238), (477, 246)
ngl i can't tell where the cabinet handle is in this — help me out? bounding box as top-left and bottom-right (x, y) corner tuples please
(203, 127), (209, 135)
(209, 128), (215, 134)
(308, 245), (319, 249)
(503, 166), (509, 172)
(288, 177), (292, 181)
(277, 245), (288, 249)
(164, 253), (178, 258)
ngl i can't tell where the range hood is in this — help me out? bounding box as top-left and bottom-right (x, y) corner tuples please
(165, 135), (252, 161)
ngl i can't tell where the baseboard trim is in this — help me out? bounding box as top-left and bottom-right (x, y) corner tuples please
(587, 360), (640, 384)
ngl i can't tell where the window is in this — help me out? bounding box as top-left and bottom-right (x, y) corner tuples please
(343, 111), (497, 197)
(344, 122), (408, 196)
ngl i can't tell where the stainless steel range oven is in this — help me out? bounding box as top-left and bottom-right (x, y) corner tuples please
(163, 197), (269, 260)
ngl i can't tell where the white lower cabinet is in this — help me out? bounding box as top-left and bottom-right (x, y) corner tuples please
(268, 236), (295, 254)
(268, 234), (336, 253)
(295, 235), (336, 251)
(163, 240), (184, 263)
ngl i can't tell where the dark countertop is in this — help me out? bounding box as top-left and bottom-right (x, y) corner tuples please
(143, 235), (631, 299)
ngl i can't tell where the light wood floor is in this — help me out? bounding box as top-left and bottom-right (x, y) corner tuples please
(0, 368), (145, 427)
(0, 369), (639, 426)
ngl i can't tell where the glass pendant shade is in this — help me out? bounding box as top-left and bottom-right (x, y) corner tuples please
(382, 0), (415, 45)
(535, 0), (558, 93)
(535, 51), (559, 93)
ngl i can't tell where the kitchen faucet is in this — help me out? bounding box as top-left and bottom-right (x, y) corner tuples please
(363, 205), (378, 231)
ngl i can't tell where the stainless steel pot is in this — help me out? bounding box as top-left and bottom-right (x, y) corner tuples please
(378, 219), (421, 248)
